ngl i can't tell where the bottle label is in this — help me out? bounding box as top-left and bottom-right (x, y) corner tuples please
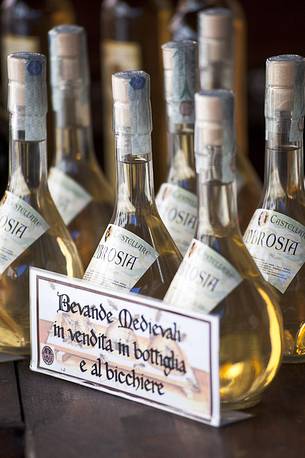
(243, 209), (305, 293)
(84, 224), (159, 292)
(156, 183), (198, 255)
(101, 39), (142, 185)
(164, 239), (242, 313)
(0, 191), (49, 274)
(48, 167), (92, 225)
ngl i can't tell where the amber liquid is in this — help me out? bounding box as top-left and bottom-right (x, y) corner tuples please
(259, 146), (305, 363)
(100, 0), (173, 189)
(165, 182), (282, 409)
(53, 128), (114, 269)
(0, 140), (83, 355)
(111, 155), (182, 299)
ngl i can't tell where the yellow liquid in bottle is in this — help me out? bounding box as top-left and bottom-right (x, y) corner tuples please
(0, 192), (83, 355)
(113, 157), (182, 299)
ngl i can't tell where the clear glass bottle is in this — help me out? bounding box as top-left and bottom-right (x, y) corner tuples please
(84, 71), (182, 299)
(100, 0), (173, 189)
(156, 40), (198, 256)
(198, 8), (262, 232)
(164, 89), (282, 409)
(48, 25), (114, 269)
(244, 55), (305, 363)
(0, 52), (83, 356)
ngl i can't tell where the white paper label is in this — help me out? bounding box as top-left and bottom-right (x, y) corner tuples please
(164, 239), (242, 313)
(48, 167), (92, 225)
(30, 267), (227, 426)
(0, 192), (49, 274)
(84, 224), (159, 292)
(243, 209), (305, 293)
(156, 183), (198, 256)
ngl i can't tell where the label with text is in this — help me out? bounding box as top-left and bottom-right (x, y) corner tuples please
(156, 183), (198, 256)
(30, 268), (221, 425)
(164, 239), (242, 313)
(84, 224), (159, 292)
(0, 192), (49, 274)
(48, 167), (92, 225)
(243, 209), (305, 293)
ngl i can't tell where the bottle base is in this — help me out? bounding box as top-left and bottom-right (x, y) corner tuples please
(221, 393), (261, 411)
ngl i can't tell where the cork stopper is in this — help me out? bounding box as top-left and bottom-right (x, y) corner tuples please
(162, 40), (198, 128)
(8, 52), (47, 140)
(195, 89), (235, 182)
(112, 71), (152, 134)
(265, 55), (305, 114)
(199, 8), (232, 39)
(49, 25), (89, 86)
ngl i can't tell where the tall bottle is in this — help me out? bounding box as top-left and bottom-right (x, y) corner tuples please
(48, 25), (114, 269)
(84, 71), (182, 299)
(244, 55), (305, 363)
(100, 0), (173, 189)
(164, 90), (282, 409)
(156, 40), (198, 256)
(0, 52), (83, 355)
(198, 8), (261, 232)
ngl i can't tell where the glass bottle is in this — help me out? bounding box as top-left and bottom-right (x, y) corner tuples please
(84, 71), (182, 299)
(48, 25), (114, 269)
(0, 52), (83, 356)
(244, 55), (305, 363)
(100, 0), (173, 189)
(164, 89), (282, 409)
(198, 8), (261, 232)
(156, 40), (198, 256)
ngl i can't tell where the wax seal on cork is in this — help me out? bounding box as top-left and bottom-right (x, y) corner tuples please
(162, 40), (198, 128)
(49, 25), (89, 85)
(195, 89), (235, 182)
(7, 52), (47, 140)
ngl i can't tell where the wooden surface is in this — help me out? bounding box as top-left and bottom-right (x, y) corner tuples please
(0, 361), (305, 458)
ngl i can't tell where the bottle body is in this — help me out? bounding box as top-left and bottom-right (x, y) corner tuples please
(50, 141), (114, 269)
(0, 140), (83, 355)
(85, 152), (182, 299)
(244, 146), (305, 362)
(100, 0), (173, 189)
(165, 183), (282, 409)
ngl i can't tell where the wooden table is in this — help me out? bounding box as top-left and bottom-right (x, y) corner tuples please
(1, 360), (304, 458)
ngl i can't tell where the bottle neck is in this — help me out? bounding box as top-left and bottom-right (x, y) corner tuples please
(167, 124), (196, 191)
(52, 86), (95, 164)
(196, 174), (239, 240)
(8, 117), (48, 196)
(200, 62), (233, 92)
(263, 113), (304, 197)
(115, 134), (155, 214)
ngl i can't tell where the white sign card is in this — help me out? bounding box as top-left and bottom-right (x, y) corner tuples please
(29, 268), (250, 427)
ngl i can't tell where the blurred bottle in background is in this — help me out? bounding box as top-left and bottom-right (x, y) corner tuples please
(0, 0), (75, 196)
(171, 0), (246, 155)
(100, 0), (174, 190)
(48, 25), (113, 269)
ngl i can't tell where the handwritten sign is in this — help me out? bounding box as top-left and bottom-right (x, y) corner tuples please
(30, 268), (222, 425)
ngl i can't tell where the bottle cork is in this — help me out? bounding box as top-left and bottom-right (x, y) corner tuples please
(199, 8), (233, 65)
(49, 25), (89, 85)
(265, 54), (305, 115)
(162, 40), (198, 127)
(195, 89), (235, 182)
(112, 71), (152, 135)
(8, 52), (47, 141)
